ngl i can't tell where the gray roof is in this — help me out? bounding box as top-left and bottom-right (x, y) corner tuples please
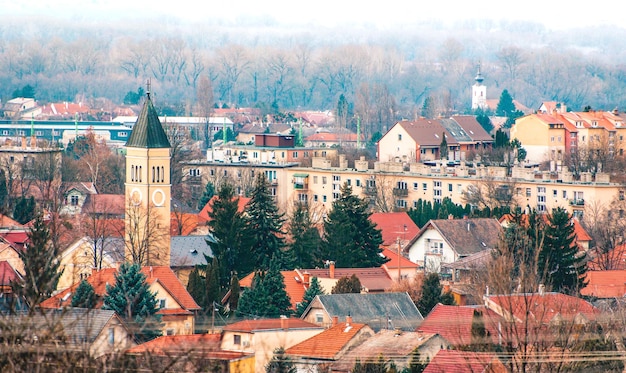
(440, 118), (473, 142)
(425, 218), (502, 256)
(125, 92), (171, 149)
(312, 292), (423, 332)
(170, 235), (215, 268)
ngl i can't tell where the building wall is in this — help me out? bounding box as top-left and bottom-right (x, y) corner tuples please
(89, 318), (135, 358)
(229, 355), (256, 373)
(0, 245), (23, 275)
(407, 226), (457, 272)
(377, 125), (417, 163)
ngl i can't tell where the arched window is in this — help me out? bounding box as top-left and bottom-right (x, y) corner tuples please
(139, 166), (142, 182)
(152, 166), (155, 183)
(131, 165), (135, 182)
(161, 166), (165, 182)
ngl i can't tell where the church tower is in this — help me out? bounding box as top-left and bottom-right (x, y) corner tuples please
(471, 63), (487, 110)
(124, 86), (171, 267)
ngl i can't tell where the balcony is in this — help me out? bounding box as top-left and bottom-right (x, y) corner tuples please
(294, 182), (308, 190)
(364, 185), (377, 195)
(393, 188), (409, 197)
(569, 199), (585, 206)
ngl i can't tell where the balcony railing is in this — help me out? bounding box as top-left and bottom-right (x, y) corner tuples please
(294, 182), (308, 190)
(393, 188), (409, 197)
(569, 199), (585, 206)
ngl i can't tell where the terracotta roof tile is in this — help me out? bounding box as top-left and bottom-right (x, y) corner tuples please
(424, 349), (501, 373)
(125, 333), (250, 359)
(0, 260), (20, 286)
(304, 267), (392, 292)
(381, 248), (418, 269)
(397, 119), (460, 147)
(369, 212), (419, 245)
(285, 322), (369, 359)
(198, 196), (250, 224)
(581, 270), (626, 298)
(222, 318), (321, 332)
(418, 304), (499, 346)
(239, 270), (306, 309)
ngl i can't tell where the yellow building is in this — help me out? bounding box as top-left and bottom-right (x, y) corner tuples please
(124, 91), (171, 266)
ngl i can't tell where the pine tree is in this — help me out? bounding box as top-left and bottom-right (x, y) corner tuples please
(205, 256), (221, 310)
(237, 257), (292, 318)
(198, 181), (215, 210)
(417, 273), (455, 316)
(405, 347), (427, 373)
(11, 212), (62, 311)
(296, 277), (325, 317)
(246, 173), (286, 270)
(237, 271), (264, 318)
(287, 202), (321, 269)
(186, 266), (206, 310)
(12, 196), (36, 225)
(0, 169), (7, 214)
(71, 280), (97, 308)
(208, 182), (252, 287)
(321, 183), (386, 268)
(266, 347), (297, 373)
(332, 274), (362, 294)
(228, 272), (240, 312)
(496, 89), (515, 117)
(103, 262), (162, 342)
(538, 207), (587, 294)
(469, 309), (491, 352)
(439, 132), (448, 160)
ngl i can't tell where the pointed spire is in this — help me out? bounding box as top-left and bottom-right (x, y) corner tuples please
(126, 81), (171, 149)
(474, 62), (484, 84)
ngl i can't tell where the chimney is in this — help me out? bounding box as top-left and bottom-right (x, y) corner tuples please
(149, 266), (153, 278)
(346, 315), (352, 325)
(332, 316), (338, 327)
(303, 271), (310, 286)
(21, 137), (26, 149)
(538, 284), (545, 296)
(448, 214), (454, 220)
(280, 315), (288, 329)
(485, 285), (490, 297)
(329, 261), (335, 279)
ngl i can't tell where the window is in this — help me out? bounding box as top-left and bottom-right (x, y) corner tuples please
(525, 188), (531, 197)
(316, 313), (324, 323)
(396, 199), (407, 208)
(563, 190), (567, 199)
(234, 334), (241, 345)
(323, 195), (327, 203)
(620, 191), (625, 201)
(313, 176), (318, 184)
(35, 131), (43, 136)
(70, 195), (79, 206)
(356, 179), (361, 187)
(553, 190), (557, 197)
(293, 151), (298, 158)
(413, 182), (418, 191)
(322, 176), (327, 184)
(119, 131), (127, 137)
(314, 195), (318, 202)
(398, 134), (402, 141)
(333, 192), (340, 200)
(159, 299), (166, 309)
(422, 183), (427, 191)
(108, 328), (115, 345)
(166, 329), (175, 336)
(210, 169), (215, 176)
(448, 184), (453, 192)
(346, 179), (351, 186)
(1, 130), (7, 135)
(333, 175), (341, 182)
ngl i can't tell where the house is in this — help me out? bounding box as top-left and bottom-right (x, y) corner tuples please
(580, 270), (626, 298)
(377, 119), (459, 163)
(126, 333), (254, 372)
(220, 317), (323, 373)
(60, 182), (98, 216)
(418, 303), (499, 347)
(380, 247), (420, 281)
(5, 308), (134, 358)
(3, 97), (41, 119)
(198, 195), (251, 226)
(330, 329), (449, 373)
(300, 292), (423, 331)
(406, 217), (502, 273)
(285, 320), (374, 372)
(170, 198), (200, 236)
(423, 349), (507, 373)
(239, 269), (308, 310)
(369, 211), (420, 247)
(0, 260), (22, 312)
(0, 238), (24, 277)
(41, 266), (200, 336)
(39, 101), (91, 120)
(81, 193), (125, 218)
(237, 123), (293, 144)
(296, 262), (393, 294)
(440, 115), (494, 152)
(170, 234), (215, 286)
(303, 130), (363, 148)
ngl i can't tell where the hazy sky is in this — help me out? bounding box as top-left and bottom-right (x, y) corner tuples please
(2, 0), (623, 30)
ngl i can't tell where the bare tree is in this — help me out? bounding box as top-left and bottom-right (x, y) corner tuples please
(582, 197), (626, 270)
(461, 176), (519, 212)
(194, 75), (214, 147)
(123, 201), (169, 266)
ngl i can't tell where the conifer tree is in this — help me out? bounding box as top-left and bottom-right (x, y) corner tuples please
(71, 279), (97, 309)
(405, 347), (427, 373)
(331, 274), (362, 294)
(287, 202), (321, 269)
(266, 347), (296, 373)
(11, 212), (62, 311)
(296, 276), (324, 317)
(246, 173), (286, 270)
(237, 271), (264, 317)
(417, 273), (455, 316)
(198, 181), (215, 210)
(237, 257), (292, 318)
(538, 207), (587, 294)
(469, 309), (491, 352)
(439, 132), (448, 160)
(12, 196), (36, 225)
(208, 182), (252, 286)
(103, 262), (162, 342)
(321, 183), (386, 268)
(228, 272), (240, 312)
(205, 256), (221, 310)
(186, 266), (206, 310)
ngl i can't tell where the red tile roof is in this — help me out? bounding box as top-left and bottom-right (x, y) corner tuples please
(0, 214), (22, 229)
(369, 212), (420, 245)
(125, 333), (248, 360)
(499, 214), (591, 245)
(82, 194), (125, 216)
(239, 270), (305, 310)
(40, 266), (200, 311)
(424, 349), (502, 373)
(0, 260), (20, 286)
(580, 270), (626, 298)
(285, 322), (368, 359)
(381, 248), (418, 270)
(198, 196), (250, 224)
(588, 244), (626, 270)
(222, 318), (321, 332)
(304, 267), (393, 292)
(484, 292), (599, 325)
(418, 304), (499, 346)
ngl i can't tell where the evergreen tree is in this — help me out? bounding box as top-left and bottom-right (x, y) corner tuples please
(186, 266), (206, 310)
(496, 89), (515, 117)
(331, 274), (361, 294)
(11, 212), (62, 311)
(12, 196), (36, 224)
(404, 348), (427, 373)
(538, 207), (587, 294)
(198, 181), (215, 210)
(296, 277), (325, 317)
(237, 257), (292, 318)
(266, 347), (297, 373)
(71, 280), (97, 308)
(287, 202), (321, 269)
(469, 310), (491, 352)
(321, 183), (386, 268)
(228, 272), (240, 312)
(0, 169), (7, 214)
(205, 256), (221, 310)
(417, 273), (455, 316)
(439, 132), (448, 160)
(475, 109), (494, 134)
(208, 182), (252, 287)
(103, 262), (162, 342)
(246, 173), (286, 270)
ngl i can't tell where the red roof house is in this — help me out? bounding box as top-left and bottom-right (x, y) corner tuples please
(369, 211), (420, 246)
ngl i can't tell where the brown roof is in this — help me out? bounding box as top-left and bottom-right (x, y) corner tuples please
(450, 115), (494, 142)
(222, 318), (321, 332)
(304, 267), (393, 292)
(0, 260), (20, 286)
(397, 119), (459, 147)
(285, 322), (370, 359)
(414, 218), (502, 256)
(81, 194), (125, 216)
(125, 333), (249, 360)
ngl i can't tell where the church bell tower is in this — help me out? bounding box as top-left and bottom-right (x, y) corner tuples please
(124, 84), (171, 267)
(471, 63), (487, 110)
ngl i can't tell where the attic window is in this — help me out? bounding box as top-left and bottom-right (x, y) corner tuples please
(434, 134), (439, 138)
(190, 249), (198, 255)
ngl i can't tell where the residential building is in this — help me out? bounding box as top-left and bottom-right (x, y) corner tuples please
(580, 270), (626, 298)
(380, 247), (420, 281)
(424, 349), (507, 373)
(418, 303), (500, 347)
(300, 292), (423, 331)
(285, 320), (374, 373)
(220, 318), (323, 373)
(3, 97), (41, 119)
(369, 211), (419, 247)
(41, 266), (200, 336)
(406, 217), (502, 273)
(330, 329), (449, 373)
(60, 182), (98, 216)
